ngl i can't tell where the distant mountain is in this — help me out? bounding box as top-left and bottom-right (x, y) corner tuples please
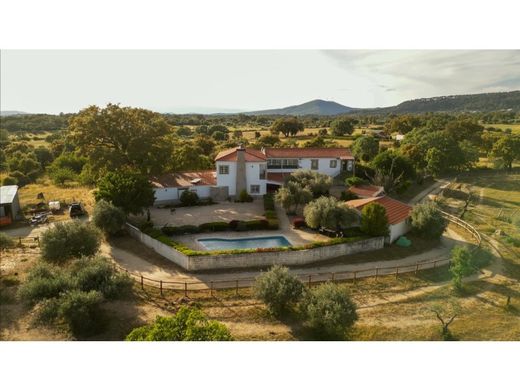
(356, 91), (520, 114)
(244, 99), (355, 116)
(0, 110), (30, 117)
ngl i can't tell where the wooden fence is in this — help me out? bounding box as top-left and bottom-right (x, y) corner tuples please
(111, 210), (482, 296)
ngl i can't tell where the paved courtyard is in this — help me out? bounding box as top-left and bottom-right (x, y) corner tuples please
(147, 198), (329, 250)
(149, 199), (266, 227)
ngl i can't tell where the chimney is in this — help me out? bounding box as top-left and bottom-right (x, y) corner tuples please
(235, 145), (247, 196)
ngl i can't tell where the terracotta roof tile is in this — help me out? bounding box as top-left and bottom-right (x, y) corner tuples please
(263, 147), (354, 159)
(345, 196), (412, 225)
(150, 170), (217, 188)
(215, 147), (266, 162)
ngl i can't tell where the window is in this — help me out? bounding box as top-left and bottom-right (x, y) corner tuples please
(267, 159), (298, 169)
(219, 165), (229, 174)
(259, 164), (266, 180)
(311, 159), (319, 170)
(330, 159), (337, 168)
(250, 185), (260, 194)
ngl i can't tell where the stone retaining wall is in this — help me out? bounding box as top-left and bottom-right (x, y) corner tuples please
(126, 223), (384, 272)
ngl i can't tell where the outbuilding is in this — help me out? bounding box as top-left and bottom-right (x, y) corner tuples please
(346, 195), (413, 243)
(0, 185), (22, 226)
(149, 170), (218, 205)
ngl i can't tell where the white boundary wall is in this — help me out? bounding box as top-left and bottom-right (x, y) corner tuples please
(126, 223), (384, 272)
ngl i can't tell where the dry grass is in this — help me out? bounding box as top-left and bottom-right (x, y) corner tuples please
(487, 123), (520, 135)
(18, 177), (95, 221)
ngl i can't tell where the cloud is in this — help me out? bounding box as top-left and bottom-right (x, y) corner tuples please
(323, 50), (520, 99)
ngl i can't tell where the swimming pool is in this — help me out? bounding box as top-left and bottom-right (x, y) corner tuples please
(197, 236), (292, 251)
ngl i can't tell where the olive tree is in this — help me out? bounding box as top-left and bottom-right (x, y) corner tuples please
(303, 283), (358, 339)
(40, 221), (101, 263)
(92, 200), (127, 235)
(303, 196), (359, 231)
(253, 265), (305, 316)
(410, 202), (447, 239)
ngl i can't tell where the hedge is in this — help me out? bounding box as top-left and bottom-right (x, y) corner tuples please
(140, 225), (369, 257)
(161, 218), (278, 236)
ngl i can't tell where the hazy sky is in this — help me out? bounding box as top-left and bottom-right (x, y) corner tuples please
(1, 50), (519, 114)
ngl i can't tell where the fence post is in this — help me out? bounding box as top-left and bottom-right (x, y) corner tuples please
(395, 267), (399, 279)
(308, 275), (312, 288)
(210, 281), (213, 297)
(331, 272), (335, 282)
(184, 282), (188, 297)
(160, 280), (163, 296)
(415, 262), (419, 275)
(18, 237), (22, 246)
(375, 267), (379, 282)
(140, 275), (144, 289)
(433, 261), (437, 269)
(353, 271), (357, 284)
(235, 280), (239, 296)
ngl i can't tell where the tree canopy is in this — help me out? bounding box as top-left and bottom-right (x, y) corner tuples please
(68, 104), (172, 178)
(95, 171), (155, 215)
(270, 117), (304, 137)
(303, 196), (359, 231)
(352, 135), (379, 162)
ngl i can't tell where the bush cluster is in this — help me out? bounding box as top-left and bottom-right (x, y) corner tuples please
(236, 189), (253, 203)
(0, 233), (15, 250)
(92, 200), (126, 235)
(19, 256), (133, 337)
(410, 202), (448, 240)
(40, 221), (102, 263)
(126, 306), (233, 341)
(179, 190), (199, 206)
(253, 266), (358, 339)
(160, 218), (277, 236)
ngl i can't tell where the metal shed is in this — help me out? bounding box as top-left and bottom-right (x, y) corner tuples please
(0, 185), (22, 226)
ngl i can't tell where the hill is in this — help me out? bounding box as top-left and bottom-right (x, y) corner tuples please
(0, 110), (29, 117)
(357, 90), (520, 114)
(244, 99), (355, 116)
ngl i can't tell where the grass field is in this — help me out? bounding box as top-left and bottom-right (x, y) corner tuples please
(487, 123), (520, 135)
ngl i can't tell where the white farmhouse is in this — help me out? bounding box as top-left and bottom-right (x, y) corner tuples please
(345, 196), (413, 243)
(150, 170), (217, 205)
(215, 146), (355, 196)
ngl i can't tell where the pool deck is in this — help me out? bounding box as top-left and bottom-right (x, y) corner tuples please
(172, 204), (329, 251)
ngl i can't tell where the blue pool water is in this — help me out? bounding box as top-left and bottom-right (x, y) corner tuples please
(198, 236), (292, 251)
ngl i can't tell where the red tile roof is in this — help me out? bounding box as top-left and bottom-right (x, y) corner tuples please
(215, 147), (266, 162)
(263, 147), (354, 160)
(345, 196), (412, 225)
(349, 185), (385, 198)
(150, 170), (217, 188)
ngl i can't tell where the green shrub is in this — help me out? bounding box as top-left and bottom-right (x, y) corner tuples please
(245, 219), (269, 230)
(264, 210), (277, 219)
(2, 176), (18, 186)
(345, 176), (366, 186)
(180, 190), (199, 206)
(238, 189), (253, 202)
(40, 221), (102, 263)
(263, 193), (275, 211)
(236, 221), (248, 231)
(0, 233), (15, 249)
(198, 222), (229, 232)
(410, 202), (447, 240)
(70, 256), (133, 299)
(48, 167), (77, 186)
(302, 282), (358, 339)
(126, 306), (233, 341)
(17, 263), (72, 305)
(57, 290), (104, 336)
(92, 200), (126, 235)
(10, 170), (30, 186)
(253, 265), (305, 316)
(360, 203), (389, 237)
(340, 190), (358, 201)
(450, 246), (474, 291)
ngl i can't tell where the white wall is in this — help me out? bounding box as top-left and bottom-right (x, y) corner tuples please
(388, 219), (411, 243)
(153, 186), (212, 205)
(299, 158), (342, 177)
(216, 161), (237, 196)
(245, 162), (267, 195)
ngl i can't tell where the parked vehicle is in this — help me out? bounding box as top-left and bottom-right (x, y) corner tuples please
(69, 202), (85, 218)
(30, 212), (49, 225)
